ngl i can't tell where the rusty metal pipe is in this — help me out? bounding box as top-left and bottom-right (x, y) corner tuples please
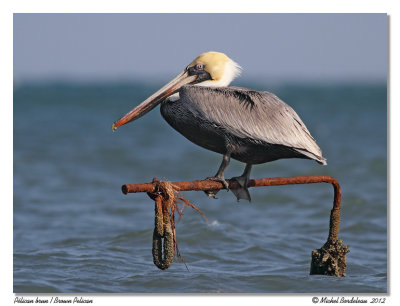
(122, 175), (342, 242)
(122, 175), (347, 276)
(122, 175), (340, 208)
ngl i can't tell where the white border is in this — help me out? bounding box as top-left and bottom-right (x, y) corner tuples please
(3, 1), (398, 305)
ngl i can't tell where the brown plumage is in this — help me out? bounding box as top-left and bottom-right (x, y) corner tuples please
(161, 85), (326, 166)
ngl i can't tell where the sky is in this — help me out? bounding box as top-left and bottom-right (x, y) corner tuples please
(13, 13), (387, 83)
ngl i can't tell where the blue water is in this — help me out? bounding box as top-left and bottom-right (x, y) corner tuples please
(13, 80), (387, 293)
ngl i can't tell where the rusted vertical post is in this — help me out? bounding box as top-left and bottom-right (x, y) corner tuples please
(310, 180), (349, 277)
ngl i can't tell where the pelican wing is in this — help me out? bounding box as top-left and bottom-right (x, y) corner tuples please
(179, 85), (326, 163)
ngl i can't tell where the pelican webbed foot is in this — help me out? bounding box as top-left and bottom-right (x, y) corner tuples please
(229, 163), (253, 202)
(230, 176), (251, 202)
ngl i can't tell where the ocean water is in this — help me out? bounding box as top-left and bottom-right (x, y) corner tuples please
(13, 80), (387, 293)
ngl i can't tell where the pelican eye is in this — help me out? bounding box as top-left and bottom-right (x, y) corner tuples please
(195, 63), (204, 70)
(187, 64), (211, 82)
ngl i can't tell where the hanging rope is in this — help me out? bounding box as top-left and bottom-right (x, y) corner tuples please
(147, 178), (207, 270)
(150, 193), (173, 270)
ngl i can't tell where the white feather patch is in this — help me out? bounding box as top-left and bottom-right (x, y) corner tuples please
(197, 59), (242, 87)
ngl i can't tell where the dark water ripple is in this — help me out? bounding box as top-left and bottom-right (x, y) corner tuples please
(13, 82), (387, 293)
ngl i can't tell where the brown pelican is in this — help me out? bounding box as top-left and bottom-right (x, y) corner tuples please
(112, 52), (326, 201)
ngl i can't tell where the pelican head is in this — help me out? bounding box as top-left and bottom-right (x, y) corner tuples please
(112, 51), (241, 130)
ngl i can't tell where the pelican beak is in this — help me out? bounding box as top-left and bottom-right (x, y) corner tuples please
(112, 70), (197, 131)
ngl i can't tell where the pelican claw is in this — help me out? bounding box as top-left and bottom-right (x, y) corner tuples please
(205, 176), (229, 189)
(203, 176), (230, 199)
(204, 190), (219, 199)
